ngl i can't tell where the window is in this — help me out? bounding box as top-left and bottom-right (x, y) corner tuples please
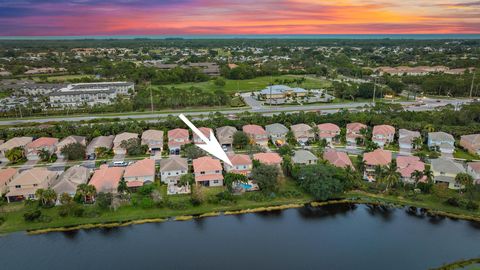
(213, 180), (219, 184)
(33, 184), (38, 187)
(215, 170), (220, 173)
(200, 171), (205, 175)
(15, 185), (21, 188)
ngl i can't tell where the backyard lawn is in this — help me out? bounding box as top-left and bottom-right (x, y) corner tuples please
(454, 149), (480, 160)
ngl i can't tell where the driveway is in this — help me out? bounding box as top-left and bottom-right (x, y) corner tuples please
(49, 157), (66, 173)
(113, 153), (125, 162)
(19, 159), (38, 172)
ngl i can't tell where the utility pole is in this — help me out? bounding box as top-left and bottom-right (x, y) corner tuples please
(470, 70), (476, 99)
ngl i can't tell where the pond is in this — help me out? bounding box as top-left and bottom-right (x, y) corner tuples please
(0, 204), (479, 270)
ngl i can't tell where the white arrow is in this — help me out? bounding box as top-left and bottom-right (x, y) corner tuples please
(179, 114), (232, 166)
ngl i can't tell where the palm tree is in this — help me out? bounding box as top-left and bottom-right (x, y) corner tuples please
(5, 147), (25, 163)
(43, 188), (57, 206)
(76, 184), (97, 203)
(38, 149), (51, 162)
(35, 188), (45, 205)
(380, 161), (400, 192)
(411, 137), (423, 151)
(423, 168), (434, 183)
(117, 178), (129, 194)
(410, 170), (424, 188)
(455, 173), (474, 194)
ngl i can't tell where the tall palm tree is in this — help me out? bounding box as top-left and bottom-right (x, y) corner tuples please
(380, 161), (400, 192)
(117, 178), (129, 194)
(412, 137), (423, 151)
(411, 170), (424, 188)
(76, 184), (96, 203)
(423, 168), (434, 183)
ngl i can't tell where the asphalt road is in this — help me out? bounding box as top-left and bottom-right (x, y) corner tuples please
(0, 98), (473, 126)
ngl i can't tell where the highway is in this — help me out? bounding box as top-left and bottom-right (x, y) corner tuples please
(0, 97), (473, 126)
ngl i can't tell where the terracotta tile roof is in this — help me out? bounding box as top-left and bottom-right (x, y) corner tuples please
(113, 132), (138, 145)
(141, 129), (164, 142)
(363, 149), (392, 166)
(195, 174), (224, 182)
(0, 137), (33, 151)
(193, 127), (213, 143)
(160, 157), (188, 172)
(317, 123), (340, 132)
(124, 158), (155, 178)
(228, 154), (252, 166)
(193, 156), (222, 172)
(0, 168), (17, 186)
(291, 123), (312, 133)
(216, 126), (237, 145)
(468, 161), (480, 173)
(87, 135), (114, 153)
(126, 181), (144, 188)
(323, 149), (353, 169)
(373, 125), (395, 136)
(396, 156), (425, 178)
(347, 122), (367, 133)
(8, 167), (56, 187)
(168, 128), (189, 139)
(253, 152), (282, 165)
(89, 166), (124, 193)
(242, 124), (266, 135)
(27, 137), (59, 148)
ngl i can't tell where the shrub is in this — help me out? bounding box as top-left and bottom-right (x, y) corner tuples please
(166, 201), (189, 210)
(73, 207), (85, 217)
(445, 197), (461, 207)
(23, 210), (42, 222)
(139, 197), (155, 209)
(465, 201), (479, 211)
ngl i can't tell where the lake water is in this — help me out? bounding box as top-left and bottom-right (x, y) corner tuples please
(0, 204), (479, 270)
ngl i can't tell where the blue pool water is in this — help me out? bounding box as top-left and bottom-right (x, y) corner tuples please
(240, 183), (253, 189)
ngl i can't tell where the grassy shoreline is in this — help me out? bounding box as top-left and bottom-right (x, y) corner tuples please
(1, 190), (479, 236)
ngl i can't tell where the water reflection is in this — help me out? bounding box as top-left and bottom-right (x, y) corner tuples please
(364, 204), (395, 222)
(297, 203), (356, 220)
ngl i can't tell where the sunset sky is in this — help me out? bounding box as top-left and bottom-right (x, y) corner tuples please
(0, 0), (479, 36)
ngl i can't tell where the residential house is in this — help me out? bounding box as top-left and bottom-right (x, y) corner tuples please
(141, 129), (164, 154)
(399, 129), (421, 154)
(323, 149), (354, 169)
(168, 128), (190, 155)
(0, 168), (17, 195)
(113, 132), (139, 155)
(52, 165), (91, 197)
(159, 157), (188, 184)
(428, 132), (455, 156)
(0, 137), (33, 162)
(224, 154), (253, 176)
(265, 123), (289, 145)
(242, 124), (268, 146)
(216, 126), (237, 147)
(290, 124), (314, 144)
(6, 167), (57, 202)
(460, 134), (480, 156)
(466, 162), (480, 184)
(363, 149), (392, 181)
(89, 165), (124, 194)
(317, 123), (340, 144)
(372, 125), (395, 148)
(292, 150), (318, 165)
(56, 135), (87, 159)
(0, 136), (33, 161)
(193, 127), (212, 144)
(396, 156), (425, 184)
(193, 156), (224, 187)
(253, 152), (283, 167)
(25, 137), (59, 160)
(86, 135), (114, 159)
(123, 158), (156, 188)
(431, 158), (466, 189)
(346, 123), (367, 149)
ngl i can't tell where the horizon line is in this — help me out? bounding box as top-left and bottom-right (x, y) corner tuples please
(1, 33), (480, 41)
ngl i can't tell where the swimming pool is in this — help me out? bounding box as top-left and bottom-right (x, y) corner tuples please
(240, 183), (253, 189)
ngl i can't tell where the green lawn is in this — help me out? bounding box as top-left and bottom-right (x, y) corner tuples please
(155, 75), (331, 94)
(454, 149), (480, 160)
(32, 74), (94, 82)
